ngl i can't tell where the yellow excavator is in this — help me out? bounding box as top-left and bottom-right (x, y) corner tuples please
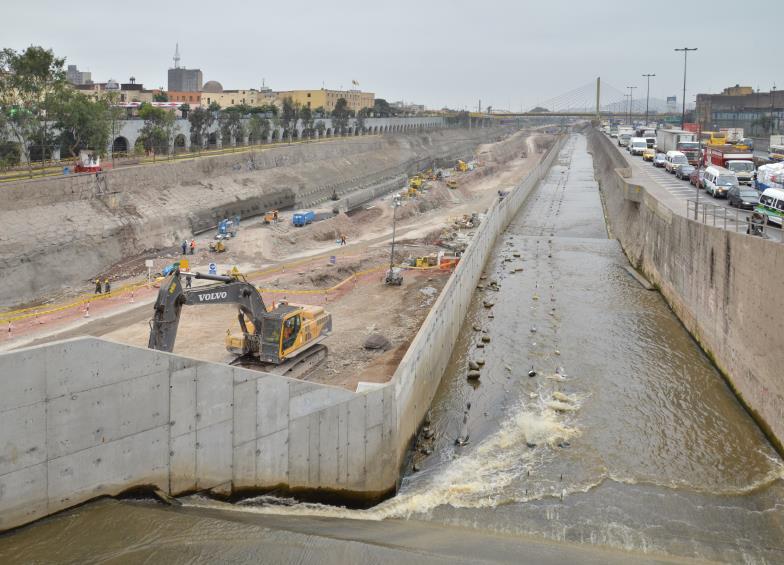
(148, 269), (332, 377)
(456, 160), (469, 172)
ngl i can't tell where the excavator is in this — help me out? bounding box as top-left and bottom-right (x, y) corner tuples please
(148, 269), (332, 377)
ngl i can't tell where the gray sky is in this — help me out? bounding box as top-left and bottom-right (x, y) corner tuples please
(5, 0), (781, 111)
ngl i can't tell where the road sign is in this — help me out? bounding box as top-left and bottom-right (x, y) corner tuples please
(329, 255), (336, 265)
(144, 259), (154, 268)
(208, 263), (217, 275)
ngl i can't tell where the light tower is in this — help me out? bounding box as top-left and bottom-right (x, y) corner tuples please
(173, 43), (181, 69)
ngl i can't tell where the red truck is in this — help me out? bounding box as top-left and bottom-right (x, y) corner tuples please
(706, 145), (755, 184)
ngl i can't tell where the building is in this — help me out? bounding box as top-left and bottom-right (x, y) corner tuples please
(66, 64), (92, 86)
(168, 91), (202, 106)
(167, 44), (202, 92)
(391, 100), (426, 114)
(696, 85), (784, 136)
(74, 79), (155, 104)
(276, 89), (374, 112)
(199, 81), (277, 108)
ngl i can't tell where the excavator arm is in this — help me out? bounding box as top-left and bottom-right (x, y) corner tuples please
(148, 269), (267, 353)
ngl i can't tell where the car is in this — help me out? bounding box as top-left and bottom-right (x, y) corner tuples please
(703, 166), (738, 198)
(675, 164), (695, 180)
(653, 153), (667, 167)
(727, 186), (760, 209)
(689, 168), (705, 188)
(642, 148), (656, 162)
(665, 151), (689, 173)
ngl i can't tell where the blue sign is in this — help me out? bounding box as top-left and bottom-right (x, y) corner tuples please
(208, 263), (217, 275)
(329, 255), (336, 265)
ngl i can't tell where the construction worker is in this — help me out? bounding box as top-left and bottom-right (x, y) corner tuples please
(189, 239), (196, 255)
(181, 240), (187, 255)
(104, 278), (111, 294)
(94, 278), (102, 294)
(340, 233), (347, 246)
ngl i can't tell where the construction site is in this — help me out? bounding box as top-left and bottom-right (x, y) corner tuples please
(1, 126), (552, 391)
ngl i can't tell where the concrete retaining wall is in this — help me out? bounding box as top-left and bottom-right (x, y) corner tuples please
(0, 338), (397, 531)
(586, 128), (784, 450)
(0, 135), (565, 532)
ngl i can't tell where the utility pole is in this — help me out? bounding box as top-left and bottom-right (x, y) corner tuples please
(771, 85), (777, 134)
(624, 94), (631, 124)
(595, 76), (601, 121)
(675, 47), (698, 128)
(642, 73), (655, 125)
(626, 86), (637, 125)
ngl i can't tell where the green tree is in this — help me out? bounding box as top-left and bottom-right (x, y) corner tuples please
(218, 107), (244, 145)
(280, 97), (298, 140)
(299, 105), (313, 138)
(355, 107), (369, 133)
(188, 106), (214, 147)
(248, 114), (270, 144)
(52, 89), (111, 158)
(331, 98), (350, 133)
(314, 120), (326, 137)
(372, 98), (394, 117)
(0, 46), (66, 175)
(313, 106), (326, 117)
(104, 91), (126, 160)
(178, 103), (190, 119)
(153, 90), (168, 102)
(0, 111), (21, 168)
(138, 103), (177, 154)
(208, 101), (221, 113)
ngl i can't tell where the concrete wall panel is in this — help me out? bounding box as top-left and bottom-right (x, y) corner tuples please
(256, 375), (289, 437)
(170, 365), (197, 437)
(256, 428), (288, 485)
(196, 364), (233, 429)
(0, 348), (45, 411)
(46, 370), (168, 459)
(0, 403), (46, 475)
(195, 419), (233, 489)
(169, 430), (197, 494)
(0, 463), (47, 531)
(47, 426), (168, 513)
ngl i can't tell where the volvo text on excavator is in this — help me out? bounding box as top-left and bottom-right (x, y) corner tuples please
(148, 269), (332, 377)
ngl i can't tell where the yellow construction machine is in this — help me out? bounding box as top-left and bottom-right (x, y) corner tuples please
(148, 269), (332, 377)
(446, 179), (458, 189)
(456, 160), (469, 172)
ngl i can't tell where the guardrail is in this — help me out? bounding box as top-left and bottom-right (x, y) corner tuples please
(685, 199), (784, 243)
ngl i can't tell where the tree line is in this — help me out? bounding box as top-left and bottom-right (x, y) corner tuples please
(0, 45), (409, 172)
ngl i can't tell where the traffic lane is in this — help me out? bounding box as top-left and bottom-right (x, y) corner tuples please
(625, 149), (754, 228)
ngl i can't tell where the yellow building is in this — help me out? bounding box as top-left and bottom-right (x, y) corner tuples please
(199, 81), (277, 109)
(276, 89), (374, 112)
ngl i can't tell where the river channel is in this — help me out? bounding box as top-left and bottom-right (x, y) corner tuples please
(2, 134), (782, 564)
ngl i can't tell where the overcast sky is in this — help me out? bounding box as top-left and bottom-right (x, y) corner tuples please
(5, 0), (781, 111)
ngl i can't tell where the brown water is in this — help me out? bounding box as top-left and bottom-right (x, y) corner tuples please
(3, 134), (782, 564)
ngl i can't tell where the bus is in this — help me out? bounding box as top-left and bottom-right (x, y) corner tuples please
(700, 131), (727, 146)
(769, 145), (784, 162)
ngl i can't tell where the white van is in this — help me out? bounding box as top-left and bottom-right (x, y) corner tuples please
(756, 187), (784, 227)
(629, 137), (648, 156)
(703, 166), (739, 198)
(618, 133), (632, 147)
(664, 151), (689, 173)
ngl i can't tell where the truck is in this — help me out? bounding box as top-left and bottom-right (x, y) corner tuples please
(292, 210), (315, 227)
(720, 128), (744, 144)
(656, 129), (701, 165)
(706, 145), (755, 184)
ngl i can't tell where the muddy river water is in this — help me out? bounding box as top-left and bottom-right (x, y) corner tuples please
(2, 134), (782, 563)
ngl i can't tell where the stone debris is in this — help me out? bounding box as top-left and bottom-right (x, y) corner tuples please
(363, 333), (391, 351)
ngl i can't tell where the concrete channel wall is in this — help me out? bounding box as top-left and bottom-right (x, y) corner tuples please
(0, 136), (565, 532)
(586, 128), (784, 450)
(0, 338), (397, 531)
(393, 136), (566, 463)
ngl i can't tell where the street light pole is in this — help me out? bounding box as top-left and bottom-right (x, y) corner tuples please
(642, 73), (656, 125)
(675, 47), (698, 129)
(626, 86), (637, 125)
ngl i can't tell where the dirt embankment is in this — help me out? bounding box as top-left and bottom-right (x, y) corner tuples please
(0, 127), (509, 307)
